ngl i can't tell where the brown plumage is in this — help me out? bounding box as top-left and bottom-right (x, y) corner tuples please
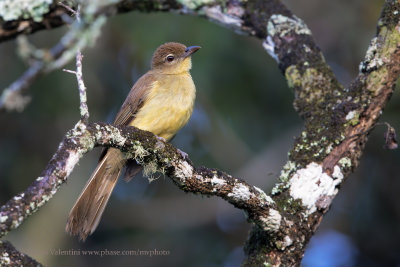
(66, 42), (200, 241)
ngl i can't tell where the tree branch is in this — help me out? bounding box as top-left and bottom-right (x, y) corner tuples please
(0, 240), (42, 267)
(0, 2), (105, 112)
(61, 6), (90, 123)
(0, 122), (277, 238)
(243, 1), (400, 265)
(0, 0), (334, 77)
(63, 52), (89, 123)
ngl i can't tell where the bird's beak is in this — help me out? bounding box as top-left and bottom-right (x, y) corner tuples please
(183, 46), (201, 58)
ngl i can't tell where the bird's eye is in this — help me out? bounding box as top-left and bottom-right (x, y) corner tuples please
(166, 55), (174, 62)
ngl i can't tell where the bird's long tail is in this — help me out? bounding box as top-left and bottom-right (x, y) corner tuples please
(66, 148), (125, 241)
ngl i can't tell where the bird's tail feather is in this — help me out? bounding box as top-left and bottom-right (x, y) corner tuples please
(66, 148), (125, 241)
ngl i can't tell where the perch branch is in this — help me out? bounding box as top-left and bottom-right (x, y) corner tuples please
(0, 122), (277, 238)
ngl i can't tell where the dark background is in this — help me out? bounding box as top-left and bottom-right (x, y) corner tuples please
(0, 0), (399, 266)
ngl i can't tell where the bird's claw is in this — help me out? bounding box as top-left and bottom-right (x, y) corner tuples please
(155, 135), (187, 159)
(177, 148), (188, 160)
(156, 135), (166, 142)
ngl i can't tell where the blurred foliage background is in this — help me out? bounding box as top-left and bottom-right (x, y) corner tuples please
(0, 0), (399, 266)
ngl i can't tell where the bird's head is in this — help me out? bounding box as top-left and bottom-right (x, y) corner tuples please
(151, 42), (200, 74)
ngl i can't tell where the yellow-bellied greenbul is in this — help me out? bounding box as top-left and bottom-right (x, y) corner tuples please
(66, 42), (200, 241)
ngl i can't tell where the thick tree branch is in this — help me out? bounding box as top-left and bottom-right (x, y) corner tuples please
(242, 1), (400, 266)
(0, 122), (277, 238)
(0, 4), (67, 43)
(0, 240), (42, 267)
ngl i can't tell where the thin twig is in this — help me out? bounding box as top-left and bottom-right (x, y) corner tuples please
(0, 62), (42, 112)
(59, 2), (78, 16)
(63, 51), (89, 123)
(62, 5), (89, 123)
(0, 39), (70, 112)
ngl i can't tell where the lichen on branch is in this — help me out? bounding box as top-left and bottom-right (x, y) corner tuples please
(243, 1), (400, 265)
(0, 122), (278, 239)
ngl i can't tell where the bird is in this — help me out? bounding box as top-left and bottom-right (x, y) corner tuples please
(66, 42), (200, 241)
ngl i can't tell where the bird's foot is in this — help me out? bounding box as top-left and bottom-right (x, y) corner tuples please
(156, 135), (166, 142)
(177, 148), (188, 160)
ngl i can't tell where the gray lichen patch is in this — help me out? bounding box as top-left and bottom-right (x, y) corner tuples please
(263, 36), (279, 63)
(103, 124), (128, 147)
(210, 175), (226, 186)
(0, 215), (8, 223)
(275, 236), (293, 251)
(203, 5), (244, 29)
(259, 208), (282, 232)
(271, 161), (297, 195)
(360, 16), (400, 83)
(210, 175), (227, 192)
(143, 160), (160, 182)
(172, 160), (194, 185)
(228, 182), (255, 201)
(176, 0), (214, 10)
(0, 252), (11, 265)
(132, 141), (150, 161)
(359, 37), (384, 73)
(64, 150), (82, 177)
(275, 235), (293, 251)
(279, 161), (297, 183)
(338, 157), (352, 169)
(66, 122), (95, 156)
(267, 14), (311, 37)
(289, 163), (344, 215)
(253, 186), (274, 206)
(0, 0), (53, 22)
(345, 110), (360, 126)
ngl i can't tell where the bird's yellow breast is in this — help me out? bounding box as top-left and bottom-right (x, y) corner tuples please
(130, 72), (196, 141)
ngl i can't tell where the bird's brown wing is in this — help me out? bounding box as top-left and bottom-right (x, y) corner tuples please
(113, 72), (157, 126)
(111, 72), (157, 181)
(98, 72), (157, 161)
